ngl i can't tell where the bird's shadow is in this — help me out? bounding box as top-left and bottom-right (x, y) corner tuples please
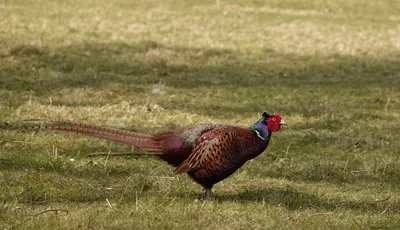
(178, 187), (398, 214)
(216, 187), (325, 209)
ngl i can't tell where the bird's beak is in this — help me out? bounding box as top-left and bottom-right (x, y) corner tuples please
(279, 120), (287, 125)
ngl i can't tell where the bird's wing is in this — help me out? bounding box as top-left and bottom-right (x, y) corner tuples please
(174, 129), (235, 173)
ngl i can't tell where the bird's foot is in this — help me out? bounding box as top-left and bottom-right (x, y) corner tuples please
(200, 188), (212, 200)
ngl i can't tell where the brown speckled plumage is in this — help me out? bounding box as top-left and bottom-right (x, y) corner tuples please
(31, 113), (285, 199)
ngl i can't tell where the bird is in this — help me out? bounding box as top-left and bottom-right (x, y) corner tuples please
(28, 112), (285, 199)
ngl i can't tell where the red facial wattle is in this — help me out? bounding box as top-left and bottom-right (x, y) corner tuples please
(267, 114), (282, 132)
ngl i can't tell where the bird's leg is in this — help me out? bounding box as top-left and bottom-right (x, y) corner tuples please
(201, 187), (212, 200)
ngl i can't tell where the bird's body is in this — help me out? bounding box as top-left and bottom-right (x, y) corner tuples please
(156, 124), (271, 190)
(31, 112), (285, 198)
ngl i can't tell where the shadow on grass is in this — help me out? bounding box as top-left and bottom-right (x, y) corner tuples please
(2, 40), (399, 93)
(215, 187), (398, 213)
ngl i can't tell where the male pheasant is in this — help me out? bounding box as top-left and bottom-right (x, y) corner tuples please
(29, 112), (285, 199)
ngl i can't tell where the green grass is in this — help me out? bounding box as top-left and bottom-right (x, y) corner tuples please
(1, 0), (400, 229)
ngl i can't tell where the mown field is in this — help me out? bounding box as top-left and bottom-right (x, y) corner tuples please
(1, 0), (400, 229)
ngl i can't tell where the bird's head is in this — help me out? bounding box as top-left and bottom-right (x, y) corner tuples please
(262, 112), (286, 132)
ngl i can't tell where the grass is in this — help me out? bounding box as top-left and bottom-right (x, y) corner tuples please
(1, 0), (400, 229)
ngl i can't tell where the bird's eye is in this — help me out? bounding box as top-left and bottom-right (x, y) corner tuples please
(271, 118), (276, 122)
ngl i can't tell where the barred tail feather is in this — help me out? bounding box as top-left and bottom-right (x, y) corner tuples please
(29, 120), (162, 154)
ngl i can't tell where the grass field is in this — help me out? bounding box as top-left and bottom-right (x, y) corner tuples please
(1, 0), (400, 229)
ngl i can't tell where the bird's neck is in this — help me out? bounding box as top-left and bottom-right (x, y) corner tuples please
(250, 119), (271, 140)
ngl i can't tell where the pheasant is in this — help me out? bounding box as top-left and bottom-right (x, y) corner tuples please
(27, 112), (285, 199)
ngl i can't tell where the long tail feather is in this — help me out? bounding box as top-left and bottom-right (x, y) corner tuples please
(27, 120), (163, 154)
